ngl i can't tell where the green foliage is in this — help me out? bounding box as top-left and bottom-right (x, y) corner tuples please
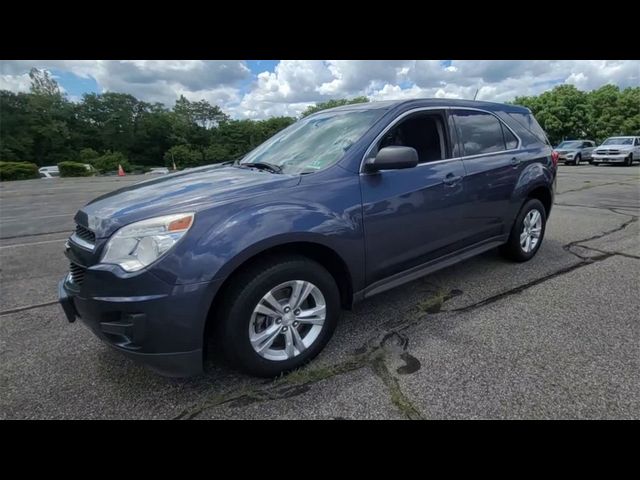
(513, 84), (640, 145)
(0, 161), (39, 181)
(301, 96), (369, 117)
(90, 151), (130, 173)
(78, 148), (99, 163)
(29, 68), (62, 96)
(164, 145), (202, 169)
(58, 161), (92, 177)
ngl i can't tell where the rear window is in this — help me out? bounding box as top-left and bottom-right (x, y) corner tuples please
(507, 112), (550, 146)
(452, 110), (515, 156)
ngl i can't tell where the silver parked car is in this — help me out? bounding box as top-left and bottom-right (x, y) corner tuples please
(591, 136), (640, 166)
(553, 140), (596, 165)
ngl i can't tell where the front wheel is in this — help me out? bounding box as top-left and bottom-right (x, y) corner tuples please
(625, 154), (633, 167)
(500, 198), (547, 262)
(574, 154), (581, 165)
(217, 255), (340, 377)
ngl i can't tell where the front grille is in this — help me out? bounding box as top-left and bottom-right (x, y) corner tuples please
(75, 224), (96, 244)
(69, 262), (87, 286)
(596, 149), (619, 155)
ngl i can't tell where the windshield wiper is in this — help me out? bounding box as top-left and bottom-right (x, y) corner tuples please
(240, 162), (283, 174)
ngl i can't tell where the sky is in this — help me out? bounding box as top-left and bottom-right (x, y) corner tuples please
(1, 60), (638, 119)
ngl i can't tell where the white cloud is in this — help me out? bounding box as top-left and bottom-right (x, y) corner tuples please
(0, 60), (638, 119)
(0, 72), (31, 92)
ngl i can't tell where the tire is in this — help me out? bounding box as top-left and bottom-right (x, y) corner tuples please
(216, 255), (340, 377)
(500, 198), (547, 262)
(574, 154), (581, 165)
(625, 154), (633, 167)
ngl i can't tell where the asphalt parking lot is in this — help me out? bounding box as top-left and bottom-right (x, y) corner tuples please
(1, 164), (639, 419)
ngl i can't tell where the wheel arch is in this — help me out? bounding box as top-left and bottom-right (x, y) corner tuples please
(203, 239), (355, 349)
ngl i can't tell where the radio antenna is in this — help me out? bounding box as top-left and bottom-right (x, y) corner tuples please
(473, 88), (479, 101)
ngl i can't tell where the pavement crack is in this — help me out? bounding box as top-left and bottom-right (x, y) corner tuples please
(0, 230), (72, 240)
(173, 351), (375, 420)
(564, 215), (637, 259)
(451, 216), (637, 314)
(371, 355), (424, 420)
(557, 181), (624, 194)
(0, 300), (59, 316)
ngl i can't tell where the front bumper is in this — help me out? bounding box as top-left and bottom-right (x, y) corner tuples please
(58, 272), (220, 377)
(591, 155), (628, 163)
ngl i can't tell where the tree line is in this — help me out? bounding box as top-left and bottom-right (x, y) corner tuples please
(512, 84), (640, 145)
(1, 68), (638, 176)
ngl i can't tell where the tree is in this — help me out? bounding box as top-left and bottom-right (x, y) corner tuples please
(513, 85), (588, 145)
(28, 68), (61, 96)
(512, 84), (640, 145)
(90, 151), (130, 173)
(78, 148), (99, 163)
(163, 145), (202, 169)
(173, 95), (229, 129)
(301, 96), (369, 117)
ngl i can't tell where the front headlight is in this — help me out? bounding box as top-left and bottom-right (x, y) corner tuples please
(101, 213), (195, 272)
(566, 153), (574, 158)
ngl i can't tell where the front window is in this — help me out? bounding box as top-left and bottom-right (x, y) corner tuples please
(557, 141), (582, 149)
(239, 109), (384, 174)
(602, 137), (633, 146)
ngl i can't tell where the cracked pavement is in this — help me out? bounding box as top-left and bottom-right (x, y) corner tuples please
(1, 164), (639, 419)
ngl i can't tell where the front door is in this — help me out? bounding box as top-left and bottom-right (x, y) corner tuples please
(360, 110), (468, 285)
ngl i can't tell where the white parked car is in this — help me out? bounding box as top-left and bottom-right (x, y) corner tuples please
(39, 166), (60, 178)
(591, 136), (640, 166)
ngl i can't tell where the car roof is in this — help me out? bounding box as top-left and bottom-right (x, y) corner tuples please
(316, 98), (531, 115)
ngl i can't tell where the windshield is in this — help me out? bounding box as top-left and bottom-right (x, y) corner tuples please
(239, 109), (384, 174)
(557, 141), (582, 149)
(602, 137), (633, 145)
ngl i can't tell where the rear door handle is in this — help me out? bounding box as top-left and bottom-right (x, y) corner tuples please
(443, 173), (463, 186)
(510, 157), (521, 167)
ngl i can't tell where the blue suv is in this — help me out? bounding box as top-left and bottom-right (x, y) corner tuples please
(59, 99), (556, 377)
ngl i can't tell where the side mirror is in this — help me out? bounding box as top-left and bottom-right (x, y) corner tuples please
(364, 146), (419, 172)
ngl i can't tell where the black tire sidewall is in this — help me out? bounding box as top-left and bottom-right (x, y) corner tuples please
(222, 258), (340, 377)
(507, 198), (547, 262)
(574, 154), (581, 165)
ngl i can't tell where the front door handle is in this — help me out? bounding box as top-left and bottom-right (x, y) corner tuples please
(443, 173), (463, 186)
(510, 157), (521, 167)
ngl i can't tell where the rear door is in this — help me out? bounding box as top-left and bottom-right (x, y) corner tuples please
(451, 109), (524, 242)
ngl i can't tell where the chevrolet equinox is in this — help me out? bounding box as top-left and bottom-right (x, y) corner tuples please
(59, 99), (557, 377)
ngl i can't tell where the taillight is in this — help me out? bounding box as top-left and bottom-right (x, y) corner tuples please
(551, 150), (559, 167)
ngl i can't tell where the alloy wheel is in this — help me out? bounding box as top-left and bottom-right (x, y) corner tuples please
(520, 209), (542, 253)
(248, 280), (326, 361)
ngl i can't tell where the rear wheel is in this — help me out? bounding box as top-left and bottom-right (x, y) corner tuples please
(217, 255), (340, 377)
(500, 198), (547, 262)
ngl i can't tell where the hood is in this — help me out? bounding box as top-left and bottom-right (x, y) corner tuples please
(597, 143), (633, 150)
(76, 165), (300, 238)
